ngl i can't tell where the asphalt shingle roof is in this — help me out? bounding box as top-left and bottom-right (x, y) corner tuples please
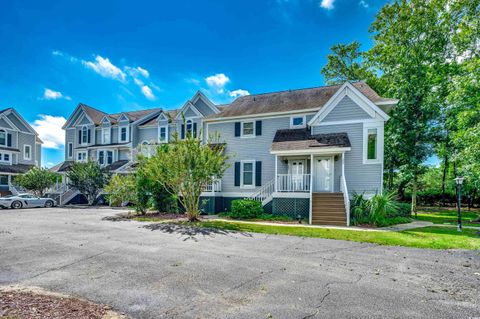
(271, 129), (351, 152)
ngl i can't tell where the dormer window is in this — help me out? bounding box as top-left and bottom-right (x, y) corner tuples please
(102, 127), (111, 144)
(119, 125), (129, 142)
(158, 125), (168, 143)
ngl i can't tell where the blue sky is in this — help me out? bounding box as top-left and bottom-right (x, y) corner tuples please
(0, 0), (388, 167)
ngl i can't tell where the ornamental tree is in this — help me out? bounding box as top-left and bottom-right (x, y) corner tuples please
(15, 167), (58, 197)
(142, 131), (229, 221)
(67, 161), (110, 205)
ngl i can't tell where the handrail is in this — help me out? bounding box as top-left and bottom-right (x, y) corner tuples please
(204, 179), (222, 192)
(248, 179), (275, 204)
(340, 174), (350, 226)
(276, 174), (311, 192)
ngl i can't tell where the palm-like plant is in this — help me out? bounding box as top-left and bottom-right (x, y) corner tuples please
(368, 192), (399, 225)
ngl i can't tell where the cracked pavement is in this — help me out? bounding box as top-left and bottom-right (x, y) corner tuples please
(0, 207), (479, 318)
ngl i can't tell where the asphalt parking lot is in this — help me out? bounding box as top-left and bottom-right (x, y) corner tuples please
(0, 207), (479, 318)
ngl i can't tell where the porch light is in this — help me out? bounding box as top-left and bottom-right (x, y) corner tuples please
(454, 176), (464, 185)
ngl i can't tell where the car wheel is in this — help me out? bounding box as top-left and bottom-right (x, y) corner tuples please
(45, 200), (54, 208)
(11, 201), (23, 209)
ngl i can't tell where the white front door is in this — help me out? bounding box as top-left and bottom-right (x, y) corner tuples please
(289, 160), (305, 191)
(314, 157), (333, 192)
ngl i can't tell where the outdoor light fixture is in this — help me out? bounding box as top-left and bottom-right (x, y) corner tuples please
(454, 176), (464, 232)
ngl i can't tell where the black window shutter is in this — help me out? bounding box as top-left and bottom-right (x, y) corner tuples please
(193, 122), (197, 138)
(78, 130), (82, 144)
(255, 121), (262, 136)
(234, 162), (240, 186)
(7, 134), (11, 147)
(181, 124), (185, 139)
(87, 129), (91, 143)
(255, 161), (262, 186)
(234, 122), (241, 137)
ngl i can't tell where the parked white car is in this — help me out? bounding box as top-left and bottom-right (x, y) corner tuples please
(0, 193), (56, 209)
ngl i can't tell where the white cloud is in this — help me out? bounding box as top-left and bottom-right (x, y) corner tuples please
(320, 0), (335, 10)
(229, 89), (250, 98)
(125, 66), (149, 78)
(82, 55), (126, 82)
(359, 0), (369, 8)
(205, 73), (230, 93)
(30, 115), (66, 149)
(43, 88), (63, 100)
(134, 78), (144, 86)
(141, 85), (155, 100)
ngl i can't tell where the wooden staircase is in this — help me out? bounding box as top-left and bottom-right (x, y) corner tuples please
(311, 192), (347, 226)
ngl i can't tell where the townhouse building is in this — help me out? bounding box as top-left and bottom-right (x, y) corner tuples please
(52, 81), (397, 225)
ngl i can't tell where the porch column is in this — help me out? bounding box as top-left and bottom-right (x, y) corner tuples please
(342, 152), (345, 183)
(309, 154), (313, 225)
(274, 155), (278, 192)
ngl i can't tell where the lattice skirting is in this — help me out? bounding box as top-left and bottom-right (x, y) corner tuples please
(272, 198), (310, 220)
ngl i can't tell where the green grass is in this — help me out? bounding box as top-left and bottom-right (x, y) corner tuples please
(416, 207), (480, 227)
(186, 220), (480, 250)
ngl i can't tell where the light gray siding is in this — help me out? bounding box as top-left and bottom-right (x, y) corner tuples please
(208, 116), (292, 194)
(137, 127), (158, 144)
(322, 96), (371, 122)
(6, 113), (30, 132)
(0, 118), (13, 129)
(119, 149), (130, 160)
(17, 132), (36, 165)
(312, 123), (382, 195)
(183, 107), (198, 118)
(36, 143), (41, 166)
(194, 99), (216, 117)
(78, 116), (92, 125)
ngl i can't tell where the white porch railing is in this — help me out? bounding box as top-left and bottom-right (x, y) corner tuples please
(248, 179), (275, 205)
(276, 174), (311, 192)
(340, 174), (350, 226)
(204, 179), (222, 192)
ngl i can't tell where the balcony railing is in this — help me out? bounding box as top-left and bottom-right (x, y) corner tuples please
(204, 179), (222, 192)
(276, 174), (311, 192)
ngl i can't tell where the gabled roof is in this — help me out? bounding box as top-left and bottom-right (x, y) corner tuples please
(64, 103), (161, 127)
(0, 108), (39, 135)
(207, 81), (395, 120)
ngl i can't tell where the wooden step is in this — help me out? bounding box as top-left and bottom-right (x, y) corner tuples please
(312, 220), (347, 226)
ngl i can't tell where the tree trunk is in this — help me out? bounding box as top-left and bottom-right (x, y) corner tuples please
(411, 174), (418, 218)
(441, 153), (448, 207)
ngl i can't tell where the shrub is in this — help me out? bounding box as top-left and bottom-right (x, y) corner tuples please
(351, 192), (408, 226)
(350, 192), (370, 225)
(368, 192), (399, 225)
(230, 199), (264, 219)
(389, 202), (411, 218)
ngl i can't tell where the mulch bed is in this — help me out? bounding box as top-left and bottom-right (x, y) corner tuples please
(0, 288), (123, 319)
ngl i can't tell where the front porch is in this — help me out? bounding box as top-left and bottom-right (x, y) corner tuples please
(270, 130), (353, 226)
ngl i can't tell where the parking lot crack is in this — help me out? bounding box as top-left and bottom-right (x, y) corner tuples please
(26, 250), (112, 281)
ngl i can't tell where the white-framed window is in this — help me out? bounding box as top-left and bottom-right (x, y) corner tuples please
(97, 150), (114, 166)
(158, 125), (168, 143)
(0, 152), (11, 164)
(77, 151), (87, 162)
(81, 126), (88, 144)
(0, 174), (8, 185)
(0, 130), (6, 145)
(102, 127), (111, 144)
(363, 122), (383, 164)
(241, 160), (255, 188)
(119, 125), (129, 142)
(241, 121), (255, 137)
(67, 143), (73, 158)
(290, 115), (306, 128)
(23, 145), (31, 160)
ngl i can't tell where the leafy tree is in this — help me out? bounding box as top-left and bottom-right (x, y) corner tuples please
(320, 41), (385, 93)
(104, 174), (136, 207)
(142, 131), (229, 221)
(368, 0), (451, 215)
(67, 161), (110, 205)
(15, 167), (58, 197)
